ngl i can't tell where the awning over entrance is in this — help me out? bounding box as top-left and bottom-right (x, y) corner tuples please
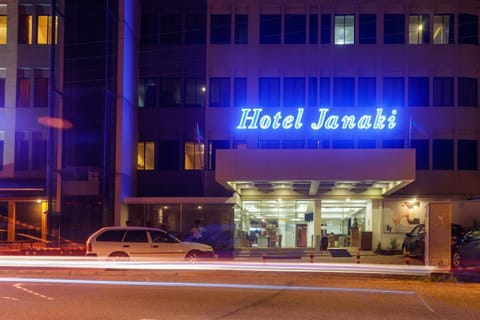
(215, 149), (415, 197)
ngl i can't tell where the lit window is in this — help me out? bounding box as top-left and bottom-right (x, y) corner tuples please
(138, 141), (155, 170)
(184, 141), (204, 170)
(433, 15), (452, 44)
(334, 15), (354, 45)
(37, 15), (58, 45)
(0, 15), (6, 44)
(409, 15), (429, 44)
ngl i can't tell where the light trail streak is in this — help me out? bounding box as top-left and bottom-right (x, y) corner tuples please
(0, 276), (417, 296)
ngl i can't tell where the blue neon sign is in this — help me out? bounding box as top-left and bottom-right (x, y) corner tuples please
(236, 108), (397, 131)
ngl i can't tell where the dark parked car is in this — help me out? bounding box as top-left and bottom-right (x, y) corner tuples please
(452, 229), (480, 268)
(401, 223), (464, 258)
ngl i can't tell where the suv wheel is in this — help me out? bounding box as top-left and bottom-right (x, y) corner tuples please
(452, 251), (461, 268)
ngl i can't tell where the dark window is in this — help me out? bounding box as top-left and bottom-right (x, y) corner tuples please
(18, 14), (31, 44)
(307, 139), (330, 149)
(96, 230), (126, 242)
(160, 15), (182, 44)
(14, 133), (28, 171)
(150, 230), (176, 243)
(209, 77), (230, 107)
(458, 77), (478, 107)
(124, 230), (148, 243)
(410, 139), (429, 170)
(235, 15), (248, 44)
(384, 14), (405, 44)
(258, 139), (280, 149)
(211, 14), (231, 44)
(283, 140), (304, 149)
(359, 14), (376, 44)
(358, 77), (376, 107)
(284, 14), (306, 44)
(159, 78), (182, 107)
(185, 78), (205, 107)
(0, 140), (3, 170)
(141, 14), (157, 45)
(185, 14), (206, 44)
(333, 77), (354, 106)
(433, 139), (453, 170)
(31, 137), (46, 171)
(408, 77), (429, 107)
(332, 140), (354, 148)
(319, 77), (330, 105)
(208, 140), (229, 170)
(320, 14), (331, 44)
(309, 14), (318, 44)
(458, 140), (477, 170)
(259, 77), (280, 107)
(139, 78), (157, 107)
(383, 77), (404, 107)
(34, 74), (48, 108)
(383, 139), (404, 148)
(458, 14), (478, 45)
(433, 77), (454, 106)
(17, 77), (30, 108)
(260, 15), (281, 44)
(0, 78), (5, 107)
(158, 140), (179, 170)
(308, 77), (317, 107)
(284, 77), (305, 107)
(357, 139), (376, 149)
(234, 77), (247, 107)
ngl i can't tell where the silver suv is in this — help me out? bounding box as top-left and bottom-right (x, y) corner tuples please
(86, 226), (215, 260)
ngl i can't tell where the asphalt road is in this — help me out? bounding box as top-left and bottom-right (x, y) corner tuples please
(1, 269), (479, 320)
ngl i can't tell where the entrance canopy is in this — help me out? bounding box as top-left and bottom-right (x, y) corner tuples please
(215, 149), (415, 198)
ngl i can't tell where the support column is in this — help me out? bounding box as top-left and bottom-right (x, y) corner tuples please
(7, 201), (15, 242)
(313, 200), (322, 250)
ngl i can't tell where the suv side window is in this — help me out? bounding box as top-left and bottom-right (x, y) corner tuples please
(96, 230), (126, 242)
(123, 230), (148, 243)
(150, 230), (178, 243)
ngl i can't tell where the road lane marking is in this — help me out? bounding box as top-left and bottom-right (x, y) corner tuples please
(13, 283), (53, 301)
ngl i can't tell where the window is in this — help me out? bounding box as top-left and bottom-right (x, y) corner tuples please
(184, 141), (204, 170)
(185, 14), (206, 44)
(384, 14), (405, 44)
(160, 15), (182, 44)
(433, 77), (453, 106)
(359, 14), (376, 44)
(408, 77), (429, 106)
(308, 77), (317, 107)
(458, 140), (477, 170)
(309, 14), (318, 44)
(235, 15), (248, 44)
(14, 132), (29, 171)
(17, 70), (31, 108)
(211, 14), (231, 44)
(34, 69), (48, 108)
(234, 77), (247, 107)
(332, 139), (354, 148)
(284, 14), (306, 44)
(320, 14), (331, 44)
(383, 139), (404, 148)
(124, 230), (148, 243)
(260, 15), (281, 44)
(307, 139), (330, 149)
(284, 77), (305, 107)
(334, 15), (354, 45)
(0, 77), (5, 107)
(37, 15), (58, 45)
(208, 140), (229, 170)
(357, 139), (376, 149)
(458, 14), (478, 45)
(383, 77), (404, 107)
(258, 139), (280, 149)
(0, 139), (3, 170)
(458, 78), (478, 107)
(358, 77), (376, 107)
(409, 15), (429, 44)
(137, 141), (155, 170)
(31, 132), (46, 171)
(141, 14), (157, 45)
(209, 77), (230, 107)
(433, 139), (453, 170)
(185, 78), (205, 107)
(410, 139), (429, 170)
(319, 77), (330, 106)
(159, 78), (181, 107)
(0, 15), (6, 44)
(96, 230), (125, 242)
(259, 77), (280, 107)
(433, 15), (454, 44)
(138, 78), (157, 107)
(283, 140), (304, 149)
(157, 140), (179, 170)
(18, 14), (32, 44)
(333, 77), (354, 106)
